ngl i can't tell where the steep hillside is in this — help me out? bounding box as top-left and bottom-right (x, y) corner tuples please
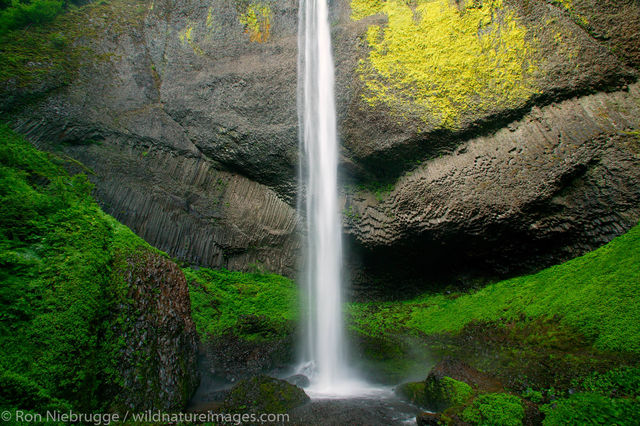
(0, 124), (198, 413)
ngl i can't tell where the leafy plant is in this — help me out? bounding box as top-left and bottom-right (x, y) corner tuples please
(461, 393), (524, 426)
(541, 392), (640, 425)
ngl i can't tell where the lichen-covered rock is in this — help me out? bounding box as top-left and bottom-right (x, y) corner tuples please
(3, 0), (302, 277)
(345, 84), (640, 293)
(397, 358), (505, 412)
(109, 249), (199, 411)
(222, 375), (309, 414)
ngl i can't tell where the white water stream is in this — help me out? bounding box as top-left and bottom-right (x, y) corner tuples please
(297, 0), (366, 395)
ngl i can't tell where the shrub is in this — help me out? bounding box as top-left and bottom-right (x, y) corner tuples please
(0, 0), (64, 33)
(462, 393), (524, 426)
(542, 392), (640, 426)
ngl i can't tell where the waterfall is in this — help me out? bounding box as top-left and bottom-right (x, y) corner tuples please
(297, 0), (351, 393)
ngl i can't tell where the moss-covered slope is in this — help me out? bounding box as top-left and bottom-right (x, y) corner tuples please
(0, 124), (198, 413)
(350, 222), (640, 354)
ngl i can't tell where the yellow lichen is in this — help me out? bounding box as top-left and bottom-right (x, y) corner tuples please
(352, 0), (542, 130)
(179, 25), (204, 55)
(350, 0), (385, 21)
(239, 2), (271, 43)
(550, 0), (589, 26)
(206, 6), (215, 29)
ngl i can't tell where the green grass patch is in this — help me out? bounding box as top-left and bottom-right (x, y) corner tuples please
(349, 223), (640, 353)
(0, 123), (155, 411)
(185, 267), (298, 342)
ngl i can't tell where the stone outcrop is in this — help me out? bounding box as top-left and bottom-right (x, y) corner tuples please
(110, 249), (199, 411)
(2, 0), (640, 289)
(344, 84), (640, 293)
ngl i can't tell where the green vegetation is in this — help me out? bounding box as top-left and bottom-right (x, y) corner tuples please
(461, 393), (524, 426)
(223, 375), (309, 414)
(425, 376), (474, 409)
(581, 366), (640, 397)
(0, 0), (146, 95)
(0, 123), (155, 411)
(185, 267), (298, 341)
(542, 392), (639, 425)
(1, 0), (64, 33)
(538, 366), (640, 424)
(350, 222), (640, 353)
(351, 0), (541, 129)
(440, 377), (474, 406)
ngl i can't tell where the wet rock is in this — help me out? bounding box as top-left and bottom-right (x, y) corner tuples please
(198, 332), (295, 385)
(346, 84), (640, 295)
(416, 411), (441, 426)
(222, 375), (309, 414)
(110, 249), (199, 411)
(285, 374), (311, 388)
(428, 358), (503, 394)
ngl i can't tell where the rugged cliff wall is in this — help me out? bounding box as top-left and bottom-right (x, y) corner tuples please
(2, 0), (639, 290)
(3, 0), (301, 276)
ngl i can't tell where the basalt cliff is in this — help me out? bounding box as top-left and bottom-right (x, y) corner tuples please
(3, 0), (640, 293)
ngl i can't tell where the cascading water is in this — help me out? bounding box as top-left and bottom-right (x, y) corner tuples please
(297, 0), (352, 394)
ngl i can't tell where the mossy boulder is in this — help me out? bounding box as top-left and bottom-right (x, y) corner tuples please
(397, 376), (473, 412)
(222, 375), (310, 414)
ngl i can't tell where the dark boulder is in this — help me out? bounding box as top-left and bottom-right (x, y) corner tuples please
(222, 375), (310, 414)
(110, 249), (199, 411)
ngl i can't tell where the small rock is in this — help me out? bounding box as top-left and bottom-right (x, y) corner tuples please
(417, 412), (441, 426)
(284, 374), (310, 388)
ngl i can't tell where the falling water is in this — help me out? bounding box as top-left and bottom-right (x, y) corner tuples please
(297, 0), (353, 394)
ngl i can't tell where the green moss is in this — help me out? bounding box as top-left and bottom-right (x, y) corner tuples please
(352, 0), (541, 130)
(185, 267), (298, 342)
(541, 392), (640, 426)
(350, 223), (640, 353)
(522, 387), (543, 404)
(224, 375), (309, 414)
(580, 366), (640, 397)
(461, 393), (524, 426)
(0, 123), (157, 411)
(421, 376), (474, 411)
(442, 377), (474, 406)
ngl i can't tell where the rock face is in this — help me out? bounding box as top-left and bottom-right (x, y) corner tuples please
(345, 85), (640, 294)
(2, 0), (640, 290)
(5, 0), (301, 276)
(111, 249), (199, 411)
